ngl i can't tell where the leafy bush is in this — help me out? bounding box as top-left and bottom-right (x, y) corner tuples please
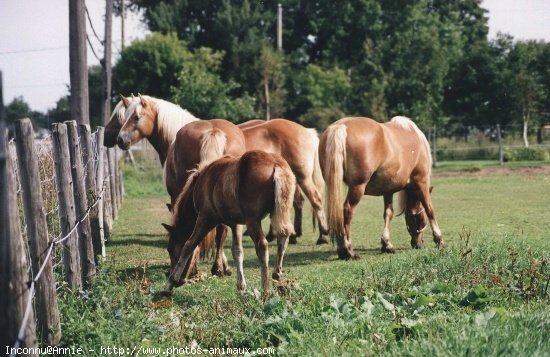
(503, 147), (550, 161)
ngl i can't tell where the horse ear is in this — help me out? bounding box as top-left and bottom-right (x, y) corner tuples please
(429, 186), (434, 193)
(120, 94), (130, 108)
(131, 93), (136, 99)
(161, 223), (173, 233)
(139, 93), (148, 107)
(166, 203), (172, 212)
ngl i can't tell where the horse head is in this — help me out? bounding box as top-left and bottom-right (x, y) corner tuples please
(117, 94), (158, 150)
(104, 94), (136, 148)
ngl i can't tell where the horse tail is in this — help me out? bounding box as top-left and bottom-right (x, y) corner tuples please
(196, 128), (227, 259)
(310, 129), (325, 230)
(271, 165), (296, 238)
(395, 190), (407, 216)
(323, 124), (347, 242)
(199, 128), (227, 169)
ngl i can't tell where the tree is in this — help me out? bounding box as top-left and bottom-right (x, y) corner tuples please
(506, 41), (546, 147)
(47, 96), (71, 125)
(112, 32), (192, 98)
(258, 45), (286, 119)
(170, 47), (257, 122)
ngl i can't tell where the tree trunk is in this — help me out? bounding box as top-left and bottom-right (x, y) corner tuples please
(523, 118), (529, 148)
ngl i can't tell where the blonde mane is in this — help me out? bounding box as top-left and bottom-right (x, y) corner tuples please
(127, 96), (199, 145)
(109, 100), (127, 125)
(388, 116), (432, 174)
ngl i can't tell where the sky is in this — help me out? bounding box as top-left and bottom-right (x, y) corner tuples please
(0, 0), (549, 113)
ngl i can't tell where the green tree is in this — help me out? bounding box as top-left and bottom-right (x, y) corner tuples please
(88, 65), (103, 128)
(258, 45), (286, 119)
(47, 96), (71, 124)
(113, 32), (192, 98)
(170, 47), (257, 122)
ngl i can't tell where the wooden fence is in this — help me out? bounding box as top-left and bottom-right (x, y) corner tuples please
(0, 119), (124, 355)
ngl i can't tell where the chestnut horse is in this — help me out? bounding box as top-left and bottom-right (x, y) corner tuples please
(164, 119), (246, 277)
(319, 116), (443, 260)
(241, 119), (329, 244)
(162, 151), (296, 297)
(116, 95), (199, 165)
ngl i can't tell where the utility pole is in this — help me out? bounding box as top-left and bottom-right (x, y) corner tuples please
(102, 0), (114, 125)
(277, 4), (283, 51)
(121, 0), (125, 50)
(69, 0), (90, 125)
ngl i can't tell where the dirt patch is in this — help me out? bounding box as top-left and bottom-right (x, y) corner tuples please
(434, 165), (550, 177)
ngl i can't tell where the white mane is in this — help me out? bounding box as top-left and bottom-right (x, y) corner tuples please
(389, 116), (432, 173)
(109, 100), (128, 125)
(127, 96), (199, 144)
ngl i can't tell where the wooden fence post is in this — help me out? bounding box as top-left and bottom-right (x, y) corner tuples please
(14, 119), (61, 345)
(107, 148), (118, 220)
(115, 148), (122, 207)
(93, 127), (106, 259)
(65, 121), (96, 286)
(497, 124), (504, 165)
(1, 127), (38, 353)
(51, 123), (82, 290)
(79, 124), (101, 261)
(103, 150), (113, 240)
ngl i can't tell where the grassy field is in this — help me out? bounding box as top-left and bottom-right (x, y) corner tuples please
(58, 161), (550, 356)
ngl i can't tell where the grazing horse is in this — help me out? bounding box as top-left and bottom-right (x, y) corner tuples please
(319, 116), (443, 260)
(116, 95), (199, 165)
(241, 119), (328, 244)
(162, 151), (296, 297)
(164, 119), (246, 277)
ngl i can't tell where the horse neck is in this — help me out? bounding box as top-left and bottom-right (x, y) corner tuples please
(149, 100), (199, 166)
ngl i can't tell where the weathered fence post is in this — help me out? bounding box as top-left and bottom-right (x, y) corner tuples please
(14, 119), (61, 345)
(79, 124), (100, 260)
(51, 123), (82, 290)
(497, 124), (504, 166)
(103, 150), (113, 240)
(1, 127), (38, 353)
(115, 148), (123, 206)
(107, 148), (118, 220)
(65, 120), (96, 286)
(94, 128), (106, 259)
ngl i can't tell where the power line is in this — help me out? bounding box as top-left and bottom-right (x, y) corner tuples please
(87, 35), (102, 63)
(0, 46), (68, 55)
(6, 83), (67, 89)
(85, 6), (103, 45)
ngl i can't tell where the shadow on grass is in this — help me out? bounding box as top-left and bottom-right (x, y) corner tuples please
(108, 235), (167, 249)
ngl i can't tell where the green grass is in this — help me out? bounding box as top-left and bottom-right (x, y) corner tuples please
(433, 159), (550, 172)
(56, 163), (550, 356)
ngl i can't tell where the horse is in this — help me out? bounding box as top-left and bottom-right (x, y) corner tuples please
(161, 151), (296, 297)
(241, 119), (329, 244)
(164, 119), (247, 277)
(114, 99), (326, 244)
(116, 95), (199, 165)
(319, 116), (443, 260)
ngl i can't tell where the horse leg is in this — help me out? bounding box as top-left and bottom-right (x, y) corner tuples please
(247, 220), (270, 298)
(272, 231), (290, 282)
(211, 224), (231, 277)
(380, 193), (396, 253)
(297, 177), (329, 245)
(162, 215), (216, 295)
(230, 224), (246, 291)
(339, 183), (366, 260)
(416, 183), (444, 247)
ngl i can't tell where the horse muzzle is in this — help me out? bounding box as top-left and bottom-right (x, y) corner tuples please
(117, 134), (131, 150)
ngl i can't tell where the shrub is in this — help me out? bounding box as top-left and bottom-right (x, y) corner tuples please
(503, 147), (550, 161)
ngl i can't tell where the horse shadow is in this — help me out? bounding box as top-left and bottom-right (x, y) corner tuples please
(108, 234), (167, 249)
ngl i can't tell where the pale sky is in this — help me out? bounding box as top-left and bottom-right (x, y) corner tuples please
(0, 0), (549, 113)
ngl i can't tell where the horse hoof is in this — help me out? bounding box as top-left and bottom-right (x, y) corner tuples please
(211, 267), (224, 277)
(381, 245), (396, 254)
(160, 289), (173, 297)
(337, 248), (360, 260)
(411, 241), (423, 249)
(436, 239), (446, 249)
(289, 235), (298, 244)
(316, 236), (329, 245)
(272, 272), (282, 281)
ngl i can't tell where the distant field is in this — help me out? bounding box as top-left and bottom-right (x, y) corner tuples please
(58, 162), (550, 356)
